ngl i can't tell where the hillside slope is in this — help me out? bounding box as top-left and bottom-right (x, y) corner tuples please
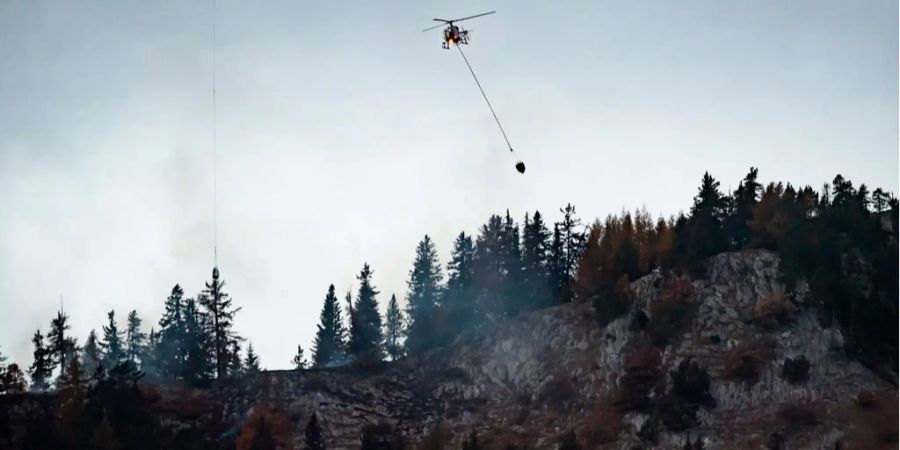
(218, 250), (896, 449)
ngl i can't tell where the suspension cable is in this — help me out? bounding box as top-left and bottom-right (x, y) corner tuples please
(455, 44), (514, 153)
(212, 0), (218, 267)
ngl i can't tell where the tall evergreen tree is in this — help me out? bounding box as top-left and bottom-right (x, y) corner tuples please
(47, 310), (71, 376)
(125, 310), (147, 365)
(82, 329), (102, 378)
(405, 235), (444, 354)
(548, 223), (566, 303)
(305, 413), (325, 450)
(198, 266), (240, 380)
(500, 211), (525, 315)
(677, 172), (729, 267)
(522, 211), (552, 309)
(384, 294), (405, 360)
(27, 330), (53, 391)
(100, 310), (125, 370)
(291, 345), (307, 370)
(181, 298), (212, 387)
(729, 167), (762, 249)
(228, 340), (243, 377)
(445, 232), (476, 305)
(157, 285), (186, 381)
(244, 342), (260, 374)
(348, 263), (384, 361)
(555, 203), (586, 303)
(312, 284), (347, 368)
(473, 214), (506, 322)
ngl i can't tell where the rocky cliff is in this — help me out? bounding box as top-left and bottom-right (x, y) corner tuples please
(1, 250), (895, 449)
(217, 250), (897, 449)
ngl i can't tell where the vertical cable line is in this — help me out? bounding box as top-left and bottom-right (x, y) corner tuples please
(212, 0), (218, 267)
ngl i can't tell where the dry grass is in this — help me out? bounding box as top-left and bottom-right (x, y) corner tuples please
(722, 339), (776, 385)
(753, 291), (797, 326)
(235, 405), (296, 450)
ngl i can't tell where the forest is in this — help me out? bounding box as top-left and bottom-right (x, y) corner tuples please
(0, 167), (896, 449)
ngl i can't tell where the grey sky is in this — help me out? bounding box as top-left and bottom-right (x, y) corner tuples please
(1, 0), (896, 369)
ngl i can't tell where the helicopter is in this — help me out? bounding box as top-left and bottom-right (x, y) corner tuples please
(422, 11), (495, 49)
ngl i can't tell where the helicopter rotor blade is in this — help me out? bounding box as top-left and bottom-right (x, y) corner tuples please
(447, 11), (495, 23)
(433, 18), (451, 22)
(421, 22), (447, 32)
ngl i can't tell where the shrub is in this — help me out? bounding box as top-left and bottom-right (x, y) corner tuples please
(661, 276), (694, 303)
(362, 422), (405, 450)
(856, 390), (877, 409)
(753, 291), (796, 327)
(558, 429), (581, 450)
(780, 357), (810, 385)
(723, 339), (776, 385)
(538, 378), (577, 412)
(235, 406), (295, 450)
(670, 359), (716, 407)
(777, 404), (819, 429)
(614, 348), (663, 412)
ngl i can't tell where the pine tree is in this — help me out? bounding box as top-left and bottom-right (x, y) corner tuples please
(182, 298), (212, 387)
(312, 285), (347, 368)
(125, 310), (147, 365)
(678, 172), (729, 266)
(440, 231), (478, 343)
(82, 329), (102, 378)
(141, 328), (161, 381)
(198, 266), (240, 380)
(27, 330), (53, 391)
(348, 263), (384, 361)
(244, 342), (261, 375)
(384, 294), (405, 360)
(47, 310), (71, 376)
(405, 235), (444, 354)
(157, 285), (186, 381)
(446, 232), (476, 304)
(555, 203), (586, 303)
(101, 310), (125, 370)
(473, 215), (506, 322)
(0, 363), (27, 394)
(729, 167), (762, 249)
(522, 211), (552, 309)
(499, 211), (525, 316)
(305, 413), (325, 450)
(548, 222), (567, 300)
(291, 345), (307, 370)
(228, 340), (243, 377)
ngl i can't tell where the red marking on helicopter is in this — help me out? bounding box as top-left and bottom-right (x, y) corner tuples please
(421, 11), (494, 49)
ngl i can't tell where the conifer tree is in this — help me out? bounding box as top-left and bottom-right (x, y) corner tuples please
(157, 285), (186, 380)
(101, 310), (125, 370)
(441, 231), (477, 342)
(142, 328), (161, 381)
(82, 329), (102, 378)
(445, 232), (476, 305)
(348, 263), (384, 361)
(473, 215), (506, 321)
(125, 310), (147, 365)
(522, 211), (551, 309)
(0, 363), (26, 394)
(27, 330), (53, 391)
(305, 413), (325, 450)
(548, 223), (567, 303)
(384, 294), (405, 360)
(291, 345), (307, 370)
(405, 235), (443, 354)
(47, 310), (71, 376)
(677, 172), (729, 266)
(500, 211), (525, 315)
(729, 167), (762, 249)
(182, 298), (212, 387)
(244, 342), (261, 374)
(228, 340), (243, 377)
(198, 266), (240, 379)
(312, 285), (347, 368)
(555, 203), (586, 303)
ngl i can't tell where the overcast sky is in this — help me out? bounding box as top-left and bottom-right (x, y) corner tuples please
(1, 0), (897, 369)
